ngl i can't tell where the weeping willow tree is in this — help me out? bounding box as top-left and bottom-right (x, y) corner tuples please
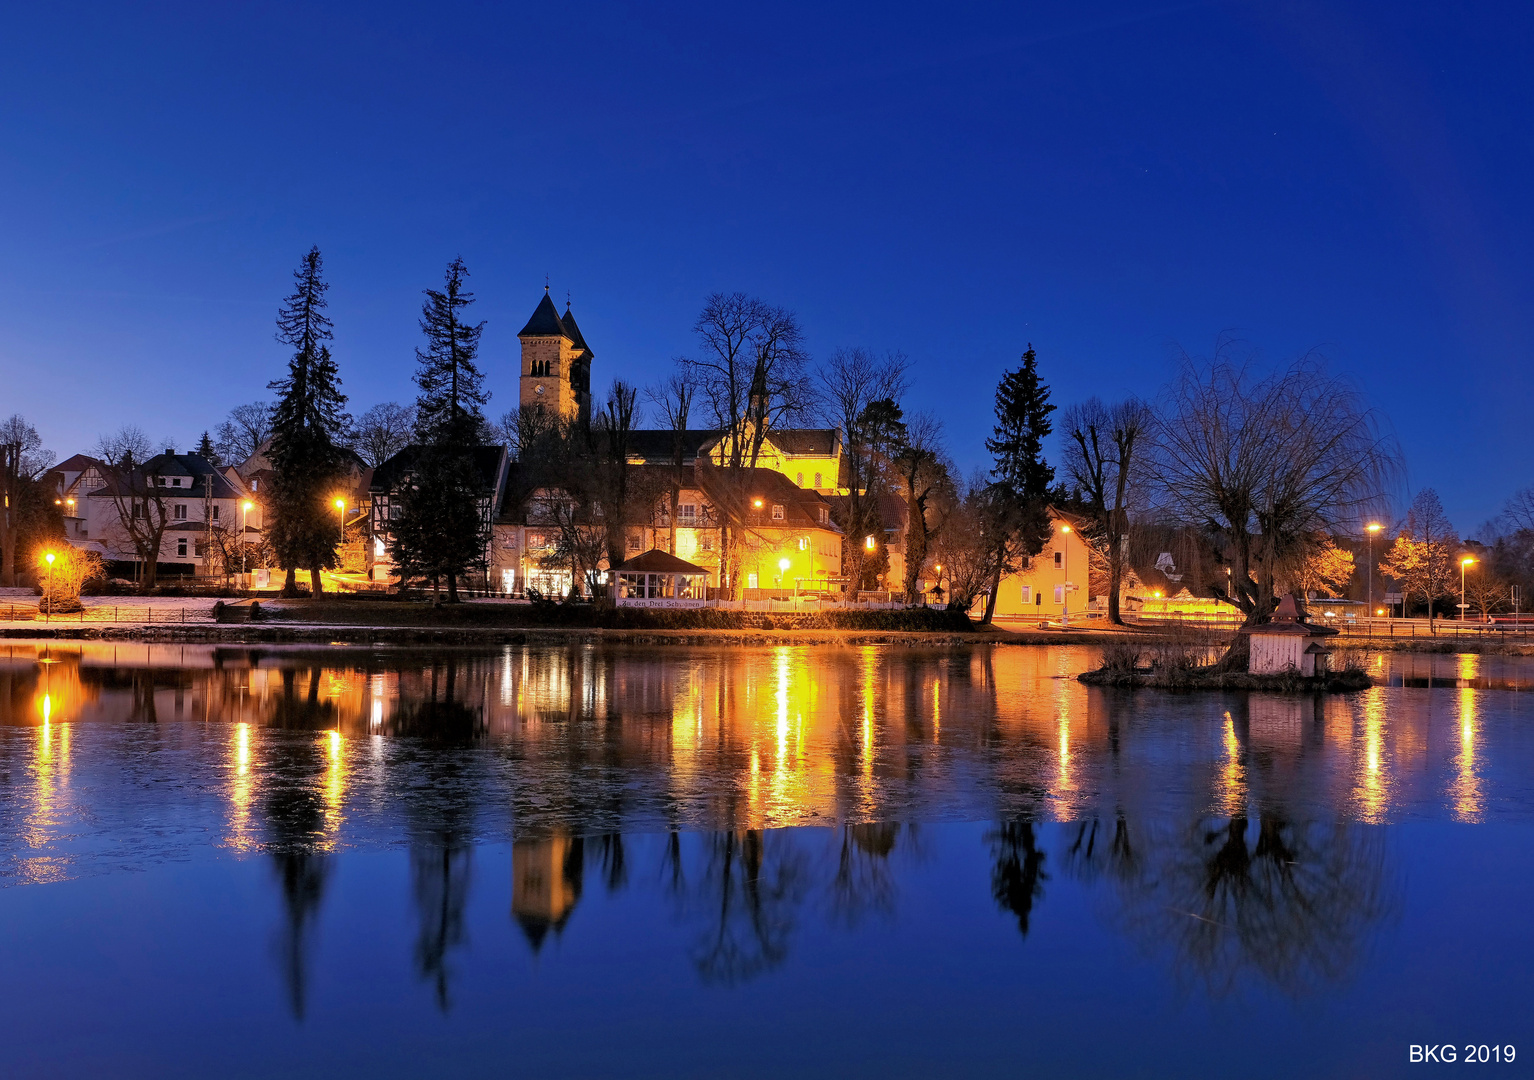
(1152, 341), (1399, 666)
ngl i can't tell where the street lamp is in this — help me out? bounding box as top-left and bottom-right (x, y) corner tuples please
(241, 500), (254, 578)
(1366, 523), (1382, 627)
(778, 556), (791, 587)
(43, 551), (55, 623)
(1461, 556), (1476, 621)
(1059, 524), (1072, 626)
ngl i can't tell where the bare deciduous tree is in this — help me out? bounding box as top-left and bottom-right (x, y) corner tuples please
(817, 346), (908, 593)
(1062, 396), (1152, 624)
(891, 412), (952, 602)
(350, 402), (416, 467)
(94, 426), (173, 590)
(645, 372), (695, 555)
(1153, 342), (1398, 656)
(1379, 488), (1460, 630)
(681, 293), (813, 592)
(214, 401), (274, 466)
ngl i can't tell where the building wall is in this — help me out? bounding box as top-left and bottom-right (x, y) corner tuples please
(988, 518), (1094, 618)
(1249, 634), (1305, 674)
(520, 334), (579, 419)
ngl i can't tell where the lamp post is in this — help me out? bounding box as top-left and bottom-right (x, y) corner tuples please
(241, 500), (253, 580)
(43, 551), (55, 623)
(1366, 523), (1382, 628)
(1059, 524), (1072, 626)
(1461, 556), (1475, 622)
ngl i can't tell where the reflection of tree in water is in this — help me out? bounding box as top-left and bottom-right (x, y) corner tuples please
(258, 691), (333, 1021)
(828, 822), (903, 928)
(988, 820), (1048, 937)
(389, 657), (484, 741)
(685, 830), (808, 986)
(268, 667), (337, 731)
(410, 839), (472, 1010)
(1095, 815), (1395, 998)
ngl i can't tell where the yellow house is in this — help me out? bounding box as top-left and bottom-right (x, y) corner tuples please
(987, 511), (1095, 620)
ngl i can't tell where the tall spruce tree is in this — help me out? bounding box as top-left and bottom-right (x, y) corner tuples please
(389, 257), (490, 602)
(267, 247), (349, 596)
(194, 430), (221, 466)
(980, 345), (1056, 622)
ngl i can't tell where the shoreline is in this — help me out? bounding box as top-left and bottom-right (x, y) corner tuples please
(1, 620), (1531, 652)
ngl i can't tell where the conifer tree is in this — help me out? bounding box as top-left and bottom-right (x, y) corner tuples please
(267, 246), (349, 596)
(194, 430), (221, 466)
(389, 257), (490, 601)
(980, 345), (1056, 622)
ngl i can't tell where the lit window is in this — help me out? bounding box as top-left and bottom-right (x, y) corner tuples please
(865, 535), (876, 550)
(679, 503), (697, 522)
(1021, 586), (1032, 603)
(1054, 585), (1064, 603)
(798, 537), (808, 550)
(250, 478), (258, 491)
(771, 504), (784, 521)
(701, 534), (714, 551)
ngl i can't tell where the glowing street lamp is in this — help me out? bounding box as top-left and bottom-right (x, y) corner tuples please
(778, 556), (791, 587)
(43, 551), (55, 623)
(241, 500), (254, 578)
(1366, 523), (1382, 623)
(1461, 556), (1476, 622)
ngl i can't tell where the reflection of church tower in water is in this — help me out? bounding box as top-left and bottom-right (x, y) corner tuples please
(511, 833), (584, 952)
(518, 288), (592, 425)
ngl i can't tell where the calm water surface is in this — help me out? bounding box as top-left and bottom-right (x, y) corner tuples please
(1, 641), (1531, 1078)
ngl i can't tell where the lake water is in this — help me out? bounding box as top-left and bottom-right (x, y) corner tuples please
(1, 641), (1531, 1078)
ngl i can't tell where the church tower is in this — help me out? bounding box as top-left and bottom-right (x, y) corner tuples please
(519, 288), (592, 423)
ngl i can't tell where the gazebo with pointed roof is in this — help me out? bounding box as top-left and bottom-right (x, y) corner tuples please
(613, 549), (710, 606)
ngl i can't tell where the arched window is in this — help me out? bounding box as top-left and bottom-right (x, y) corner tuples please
(796, 472), (804, 487)
(814, 472), (822, 488)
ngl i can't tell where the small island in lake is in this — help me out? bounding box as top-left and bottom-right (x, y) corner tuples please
(1080, 594), (1373, 692)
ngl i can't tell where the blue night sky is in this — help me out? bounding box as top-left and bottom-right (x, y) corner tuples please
(1, 1), (1529, 532)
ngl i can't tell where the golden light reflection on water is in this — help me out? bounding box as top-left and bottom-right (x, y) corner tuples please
(1453, 656), (1483, 822)
(1219, 710), (1247, 816)
(227, 722), (254, 852)
(1, 642), (1526, 840)
(322, 728), (346, 844)
(1355, 690), (1391, 823)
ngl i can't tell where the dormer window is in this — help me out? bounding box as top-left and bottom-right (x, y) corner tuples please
(172, 477), (183, 487)
(771, 504), (784, 521)
(818, 507), (828, 525)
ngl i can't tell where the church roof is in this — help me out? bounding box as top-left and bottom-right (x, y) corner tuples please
(518, 291), (569, 338)
(560, 306), (589, 352)
(766, 428), (839, 456)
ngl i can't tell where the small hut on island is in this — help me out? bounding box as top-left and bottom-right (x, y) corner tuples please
(613, 549), (711, 607)
(1241, 593), (1339, 675)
